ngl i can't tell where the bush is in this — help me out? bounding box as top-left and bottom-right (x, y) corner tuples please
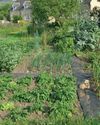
(13, 15), (22, 23)
(0, 3), (11, 21)
(0, 14), (4, 20)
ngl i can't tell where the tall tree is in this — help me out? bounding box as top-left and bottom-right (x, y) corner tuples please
(31, 0), (80, 32)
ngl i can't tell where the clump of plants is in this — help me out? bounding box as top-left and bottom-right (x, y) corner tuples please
(89, 52), (100, 96)
(74, 19), (100, 51)
(0, 38), (35, 72)
(13, 15), (22, 23)
(32, 50), (72, 75)
(0, 72), (77, 122)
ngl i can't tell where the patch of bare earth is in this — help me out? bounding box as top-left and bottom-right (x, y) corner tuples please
(0, 111), (9, 120)
(27, 111), (45, 121)
(15, 102), (32, 108)
(27, 80), (36, 91)
(13, 52), (34, 73)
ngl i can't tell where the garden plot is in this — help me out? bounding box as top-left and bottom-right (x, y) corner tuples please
(0, 24), (34, 72)
(0, 73), (81, 123)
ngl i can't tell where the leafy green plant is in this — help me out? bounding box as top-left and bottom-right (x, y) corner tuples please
(90, 52), (100, 89)
(12, 91), (33, 102)
(13, 15), (22, 23)
(0, 2), (11, 21)
(0, 102), (14, 111)
(74, 19), (100, 51)
(8, 108), (28, 122)
(0, 73), (77, 122)
(0, 44), (22, 72)
(17, 76), (32, 86)
(0, 37), (34, 72)
(49, 75), (76, 119)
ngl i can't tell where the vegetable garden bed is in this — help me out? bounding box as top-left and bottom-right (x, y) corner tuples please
(0, 73), (80, 123)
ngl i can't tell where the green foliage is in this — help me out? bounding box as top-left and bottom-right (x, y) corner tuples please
(0, 44), (22, 72)
(17, 76), (32, 86)
(0, 3), (11, 20)
(31, 0), (79, 54)
(8, 108), (28, 122)
(0, 118), (100, 125)
(31, 0), (79, 24)
(0, 24), (34, 72)
(27, 24), (34, 35)
(0, 40), (35, 72)
(12, 91), (33, 102)
(32, 50), (72, 74)
(0, 102), (14, 111)
(0, 73), (77, 122)
(13, 15), (22, 23)
(74, 19), (100, 51)
(30, 72), (76, 120)
(53, 36), (74, 53)
(89, 52), (100, 90)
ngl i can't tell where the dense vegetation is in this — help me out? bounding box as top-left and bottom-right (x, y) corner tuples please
(0, 0), (100, 124)
(0, 24), (34, 72)
(0, 73), (77, 122)
(0, 2), (11, 20)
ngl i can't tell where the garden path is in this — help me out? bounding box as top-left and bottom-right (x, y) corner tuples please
(12, 51), (34, 74)
(72, 56), (100, 117)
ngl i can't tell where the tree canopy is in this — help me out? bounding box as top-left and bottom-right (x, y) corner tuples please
(0, 2), (11, 20)
(31, 0), (80, 26)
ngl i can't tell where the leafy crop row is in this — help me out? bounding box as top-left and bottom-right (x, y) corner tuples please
(0, 72), (77, 122)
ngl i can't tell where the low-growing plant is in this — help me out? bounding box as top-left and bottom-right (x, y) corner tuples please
(74, 19), (100, 51)
(0, 102), (14, 111)
(0, 73), (77, 122)
(32, 50), (72, 75)
(89, 52), (100, 92)
(8, 108), (28, 122)
(17, 76), (32, 86)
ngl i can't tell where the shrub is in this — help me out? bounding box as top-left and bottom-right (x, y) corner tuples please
(13, 15), (22, 23)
